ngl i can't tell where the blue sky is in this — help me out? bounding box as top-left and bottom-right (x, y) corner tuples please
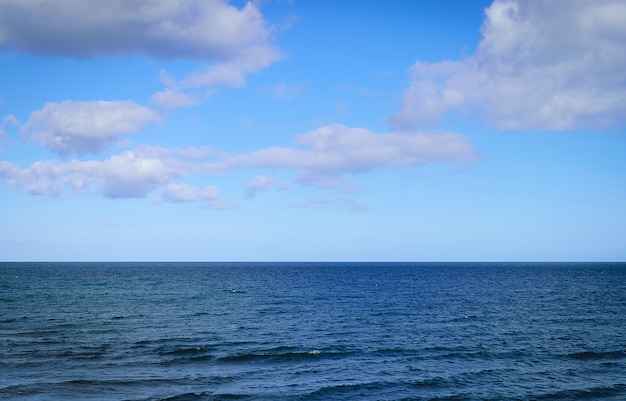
(1, 0), (625, 261)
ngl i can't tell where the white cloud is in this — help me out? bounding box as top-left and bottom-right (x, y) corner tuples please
(218, 124), (478, 192)
(159, 183), (219, 203)
(245, 175), (273, 198)
(150, 70), (198, 110)
(181, 44), (281, 88)
(0, 161), (19, 180)
(151, 89), (198, 110)
(294, 172), (360, 193)
(1, 124), (477, 199)
(99, 151), (178, 198)
(0, 144), (226, 201)
(145, 42), (282, 104)
(389, 0), (626, 131)
(224, 124), (477, 171)
(1, 1), (282, 147)
(20, 100), (159, 155)
(0, 158), (96, 196)
(0, 150), (178, 198)
(0, 1), (281, 95)
(133, 144), (224, 177)
(0, 0), (277, 61)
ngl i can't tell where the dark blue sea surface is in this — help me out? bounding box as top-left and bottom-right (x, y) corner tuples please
(1, 262), (625, 400)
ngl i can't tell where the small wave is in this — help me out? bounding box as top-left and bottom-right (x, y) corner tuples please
(566, 350), (626, 360)
(160, 355), (215, 366)
(422, 347), (489, 361)
(156, 392), (212, 401)
(370, 347), (413, 357)
(158, 346), (211, 356)
(410, 377), (447, 388)
(533, 383), (626, 400)
(0, 384), (37, 397)
(305, 381), (384, 396)
(69, 345), (110, 360)
(0, 298), (16, 303)
(218, 349), (324, 364)
(155, 345), (216, 366)
(1, 378), (184, 399)
(303, 380), (416, 400)
(159, 392), (254, 401)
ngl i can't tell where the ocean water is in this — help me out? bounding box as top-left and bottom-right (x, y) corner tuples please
(1, 262), (625, 401)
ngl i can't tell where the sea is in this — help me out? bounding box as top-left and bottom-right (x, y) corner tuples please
(1, 262), (625, 401)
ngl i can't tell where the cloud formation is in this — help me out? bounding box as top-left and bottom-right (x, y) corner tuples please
(99, 152), (178, 198)
(0, 145), (223, 200)
(20, 101), (159, 155)
(0, 124), (477, 200)
(0, 0), (276, 61)
(0, 1), (281, 95)
(181, 44), (281, 89)
(0, 151), (178, 198)
(389, 0), (626, 131)
(223, 123), (477, 175)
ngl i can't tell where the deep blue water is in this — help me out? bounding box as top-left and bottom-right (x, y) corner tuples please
(1, 262), (625, 400)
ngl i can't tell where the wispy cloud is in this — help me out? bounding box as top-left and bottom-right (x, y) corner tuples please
(181, 44), (281, 89)
(150, 71), (199, 110)
(2, 114), (18, 126)
(157, 183), (219, 203)
(389, 0), (626, 131)
(0, 114), (18, 151)
(150, 88), (198, 110)
(245, 175), (273, 198)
